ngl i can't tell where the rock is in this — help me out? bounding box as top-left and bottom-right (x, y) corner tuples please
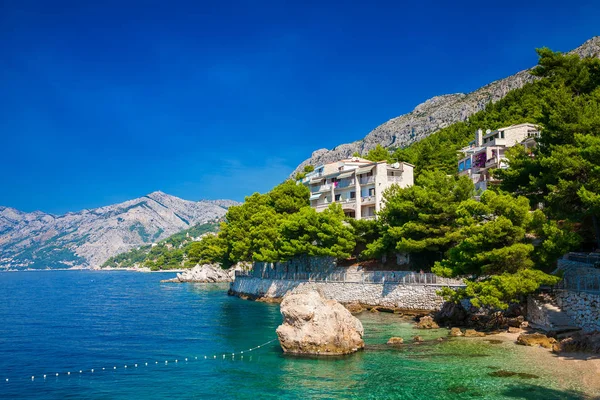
(415, 316), (440, 329)
(387, 337), (404, 345)
(464, 329), (486, 337)
(161, 263), (237, 283)
(553, 332), (600, 354)
(507, 316), (525, 328)
(276, 290), (364, 355)
(520, 321), (529, 328)
(507, 327), (522, 334)
(449, 328), (464, 337)
(435, 301), (468, 327)
(413, 336), (424, 343)
(344, 303), (364, 314)
(437, 337), (445, 342)
(369, 307), (379, 313)
(516, 333), (557, 349)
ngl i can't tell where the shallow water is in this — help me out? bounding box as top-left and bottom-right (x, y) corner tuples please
(0, 271), (593, 399)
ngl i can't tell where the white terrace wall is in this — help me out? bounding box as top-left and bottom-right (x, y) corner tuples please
(230, 277), (446, 311)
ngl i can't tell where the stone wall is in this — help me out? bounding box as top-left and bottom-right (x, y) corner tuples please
(230, 276), (446, 311)
(555, 290), (600, 332)
(526, 296), (552, 328)
(251, 256), (337, 278)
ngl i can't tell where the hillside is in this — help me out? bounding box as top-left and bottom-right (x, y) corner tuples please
(291, 36), (600, 175)
(0, 192), (238, 270)
(101, 220), (221, 270)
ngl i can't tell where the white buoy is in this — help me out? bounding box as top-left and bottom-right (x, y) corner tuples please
(114, 367), (116, 370)
(43, 375), (46, 379)
(124, 366), (127, 369)
(175, 360), (178, 363)
(145, 363), (148, 366)
(165, 361), (168, 364)
(56, 373), (59, 376)
(68, 372), (71, 375)
(213, 355), (216, 359)
(79, 370), (82, 374)
(185, 358), (187, 362)
(91, 369), (94, 373)
(31, 376), (34, 380)
(5, 379), (8, 382)
(204, 356), (207, 359)
(241, 351), (243, 354)
(135, 364), (137, 367)
(155, 361), (158, 364)
(102, 368), (105, 370)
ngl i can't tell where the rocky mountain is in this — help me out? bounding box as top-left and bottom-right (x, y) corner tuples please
(0, 191), (238, 270)
(291, 36), (600, 175)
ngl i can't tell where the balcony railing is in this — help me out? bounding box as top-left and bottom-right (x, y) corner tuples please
(387, 176), (403, 183)
(336, 179), (355, 189)
(361, 195), (375, 204)
(359, 176), (375, 185)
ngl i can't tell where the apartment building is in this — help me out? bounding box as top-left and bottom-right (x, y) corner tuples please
(458, 123), (540, 191)
(300, 157), (414, 220)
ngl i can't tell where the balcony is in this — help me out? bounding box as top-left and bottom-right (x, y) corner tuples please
(387, 175), (403, 183)
(335, 179), (355, 189)
(361, 195), (376, 204)
(317, 183), (332, 192)
(359, 176), (375, 185)
(361, 215), (376, 220)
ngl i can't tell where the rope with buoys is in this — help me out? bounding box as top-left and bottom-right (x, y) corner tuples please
(3, 338), (278, 384)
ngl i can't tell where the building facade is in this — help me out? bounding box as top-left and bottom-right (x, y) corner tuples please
(458, 123), (539, 191)
(300, 157), (414, 220)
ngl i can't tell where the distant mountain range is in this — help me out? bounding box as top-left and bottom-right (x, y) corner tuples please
(0, 191), (238, 270)
(291, 36), (600, 175)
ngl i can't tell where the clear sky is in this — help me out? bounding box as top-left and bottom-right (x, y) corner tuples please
(1, 0), (599, 214)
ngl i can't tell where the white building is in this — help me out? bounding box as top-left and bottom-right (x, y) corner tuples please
(300, 157), (414, 220)
(458, 123), (540, 191)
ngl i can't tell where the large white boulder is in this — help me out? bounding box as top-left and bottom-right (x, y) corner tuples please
(161, 264), (231, 283)
(276, 290), (364, 355)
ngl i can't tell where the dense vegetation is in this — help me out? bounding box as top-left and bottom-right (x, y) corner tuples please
(184, 47), (598, 310)
(101, 221), (220, 270)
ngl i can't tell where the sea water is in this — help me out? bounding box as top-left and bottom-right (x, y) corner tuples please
(0, 271), (591, 399)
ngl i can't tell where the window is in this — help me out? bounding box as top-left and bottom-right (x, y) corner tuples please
(458, 161), (464, 172)
(368, 188), (375, 196)
(465, 158), (472, 169)
(500, 131), (505, 139)
(335, 194), (341, 201)
(350, 191), (356, 199)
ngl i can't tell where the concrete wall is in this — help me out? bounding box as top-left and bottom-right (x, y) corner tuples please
(555, 290), (600, 333)
(230, 276), (446, 311)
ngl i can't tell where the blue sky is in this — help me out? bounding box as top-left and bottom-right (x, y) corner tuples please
(1, 0), (599, 214)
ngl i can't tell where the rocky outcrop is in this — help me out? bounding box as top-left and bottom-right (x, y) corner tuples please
(0, 192), (237, 270)
(291, 37), (600, 176)
(435, 302), (468, 327)
(387, 337), (404, 345)
(449, 328), (464, 337)
(276, 290), (364, 355)
(161, 263), (245, 283)
(464, 329), (486, 337)
(516, 333), (557, 349)
(415, 316), (440, 329)
(553, 331), (600, 354)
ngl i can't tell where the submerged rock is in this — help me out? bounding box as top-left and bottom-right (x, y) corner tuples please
(516, 333), (557, 349)
(387, 337), (404, 345)
(449, 327), (464, 337)
(276, 290), (364, 355)
(344, 303), (364, 314)
(413, 336), (424, 343)
(415, 316), (439, 329)
(464, 329), (486, 337)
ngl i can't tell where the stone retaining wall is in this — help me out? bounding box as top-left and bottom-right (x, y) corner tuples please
(555, 290), (600, 332)
(230, 276), (446, 311)
(526, 296), (552, 328)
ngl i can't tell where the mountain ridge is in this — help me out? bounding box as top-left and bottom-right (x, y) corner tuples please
(291, 36), (600, 176)
(0, 192), (239, 270)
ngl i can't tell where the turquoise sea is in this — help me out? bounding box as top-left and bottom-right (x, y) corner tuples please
(0, 271), (594, 399)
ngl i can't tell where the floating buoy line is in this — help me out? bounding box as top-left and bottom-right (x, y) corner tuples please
(3, 338), (278, 384)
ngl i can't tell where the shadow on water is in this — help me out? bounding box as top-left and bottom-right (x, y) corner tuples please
(501, 384), (590, 400)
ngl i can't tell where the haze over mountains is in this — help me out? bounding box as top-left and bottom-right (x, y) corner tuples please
(291, 36), (600, 175)
(0, 191), (237, 270)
